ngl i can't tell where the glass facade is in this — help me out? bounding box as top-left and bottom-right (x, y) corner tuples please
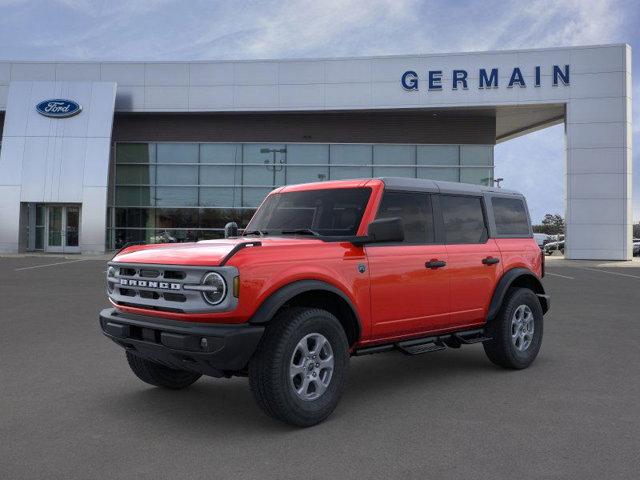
(109, 142), (494, 249)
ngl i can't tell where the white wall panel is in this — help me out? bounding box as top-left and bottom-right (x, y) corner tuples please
(145, 63), (189, 86)
(87, 83), (117, 136)
(325, 83), (372, 107)
(101, 63), (145, 86)
(19, 136), (49, 201)
(0, 136), (25, 185)
(83, 137), (112, 187)
(567, 97), (626, 124)
(278, 61), (324, 85)
(234, 62), (278, 85)
(567, 147), (630, 174)
(0, 63), (10, 84)
(278, 84), (324, 108)
(145, 86), (189, 110)
(235, 85), (278, 108)
(0, 85), (8, 108)
(80, 186), (108, 253)
(113, 86), (144, 110)
(11, 63), (55, 81)
(55, 63), (101, 81)
(324, 59), (371, 83)
(57, 137), (86, 202)
(1, 80), (116, 253)
(3, 82), (32, 136)
(189, 85), (234, 111)
(0, 186), (21, 252)
(188, 86), (235, 109)
(569, 71), (625, 99)
(567, 122), (626, 149)
(189, 63), (234, 86)
(570, 46), (625, 74)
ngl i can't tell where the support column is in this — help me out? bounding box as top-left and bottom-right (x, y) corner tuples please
(564, 45), (632, 260)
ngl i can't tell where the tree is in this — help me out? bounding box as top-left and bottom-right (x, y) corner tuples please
(633, 223), (640, 239)
(533, 214), (565, 235)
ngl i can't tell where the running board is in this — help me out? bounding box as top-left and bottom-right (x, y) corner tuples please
(354, 328), (491, 357)
(397, 341), (446, 355)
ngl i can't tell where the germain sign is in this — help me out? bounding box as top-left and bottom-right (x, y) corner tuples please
(401, 65), (570, 91)
(36, 99), (82, 118)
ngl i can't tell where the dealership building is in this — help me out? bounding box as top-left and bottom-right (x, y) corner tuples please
(0, 43), (633, 259)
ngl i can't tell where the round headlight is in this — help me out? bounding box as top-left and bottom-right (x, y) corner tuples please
(107, 266), (116, 293)
(201, 272), (226, 305)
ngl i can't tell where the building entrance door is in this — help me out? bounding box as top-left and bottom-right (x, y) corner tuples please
(44, 205), (81, 253)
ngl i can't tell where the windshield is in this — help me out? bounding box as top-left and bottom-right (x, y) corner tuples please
(245, 188), (372, 237)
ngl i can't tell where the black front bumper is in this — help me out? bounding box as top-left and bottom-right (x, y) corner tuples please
(99, 308), (264, 377)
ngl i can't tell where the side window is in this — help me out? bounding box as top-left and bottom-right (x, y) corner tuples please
(376, 191), (434, 244)
(440, 195), (487, 244)
(492, 197), (530, 236)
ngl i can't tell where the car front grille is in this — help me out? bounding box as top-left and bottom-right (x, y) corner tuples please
(107, 262), (238, 314)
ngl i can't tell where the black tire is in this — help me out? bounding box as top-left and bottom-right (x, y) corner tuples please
(483, 287), (543, 369)
(249, 307), (349, 427)
(125, 351), (202, 389)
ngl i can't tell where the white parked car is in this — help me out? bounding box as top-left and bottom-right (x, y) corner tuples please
(533, 233), (551, 249)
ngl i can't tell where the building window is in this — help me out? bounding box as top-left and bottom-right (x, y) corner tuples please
(109, 142), (494, 249)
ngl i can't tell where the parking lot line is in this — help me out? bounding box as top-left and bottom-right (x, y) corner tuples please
(545, 272), (575, 280)
(579, 267), (640, 279)
(14, 259), (87, 271)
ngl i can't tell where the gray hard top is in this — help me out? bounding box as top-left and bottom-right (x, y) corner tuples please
(378, 177), (521, 196)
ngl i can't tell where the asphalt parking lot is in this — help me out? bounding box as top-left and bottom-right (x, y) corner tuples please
(1, 256), (639, 479)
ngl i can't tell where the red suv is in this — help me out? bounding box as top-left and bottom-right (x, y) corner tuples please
(100, 178), (549, 426)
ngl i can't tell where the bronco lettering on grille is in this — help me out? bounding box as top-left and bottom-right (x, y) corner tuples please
(119, 279), (181, 290)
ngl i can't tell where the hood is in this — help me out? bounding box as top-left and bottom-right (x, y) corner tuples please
(112, 236), (324, 266)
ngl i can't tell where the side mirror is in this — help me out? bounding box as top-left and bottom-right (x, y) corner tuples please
(353, 217), (404, 245)
(224, 222), (239, 238)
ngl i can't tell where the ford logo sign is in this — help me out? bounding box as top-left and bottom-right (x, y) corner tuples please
(36, 99), (82, 118)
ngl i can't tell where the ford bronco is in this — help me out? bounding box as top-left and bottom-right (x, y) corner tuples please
(100, 177), (549, 427)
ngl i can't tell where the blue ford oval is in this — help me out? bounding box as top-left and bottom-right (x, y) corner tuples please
(36, 99), (82, 118)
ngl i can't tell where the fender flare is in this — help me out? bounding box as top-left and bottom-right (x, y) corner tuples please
(248, 279), (362, 335)
(486, 268), (548, 321)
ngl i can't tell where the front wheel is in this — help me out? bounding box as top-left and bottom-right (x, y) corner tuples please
(483, 288), (544, 369)
(249, 307), (349, 427)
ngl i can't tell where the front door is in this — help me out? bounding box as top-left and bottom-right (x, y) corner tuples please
(45, 205), (81, 253)
(367, 191), (450, 341)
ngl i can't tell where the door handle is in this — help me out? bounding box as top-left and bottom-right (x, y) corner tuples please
(482, 256), (500, 265)
(425, 260), (447, 269)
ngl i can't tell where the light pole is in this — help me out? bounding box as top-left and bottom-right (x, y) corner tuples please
(493, 177), (504, 188)
(261, 147), (287, 188)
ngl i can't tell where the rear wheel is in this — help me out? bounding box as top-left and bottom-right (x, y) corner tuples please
(125, 351), (202, 389)
(483, 288), (543, 369)
(249, 307), (349, 427)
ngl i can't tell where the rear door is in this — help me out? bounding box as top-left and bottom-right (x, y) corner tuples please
(367, 190), (450, 340)
(439, 194), (502, 327)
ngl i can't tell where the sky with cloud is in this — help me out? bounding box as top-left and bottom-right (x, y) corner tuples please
(0, 0), (637, 222)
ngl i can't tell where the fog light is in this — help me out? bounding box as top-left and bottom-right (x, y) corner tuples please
(200, 337), (208, 350)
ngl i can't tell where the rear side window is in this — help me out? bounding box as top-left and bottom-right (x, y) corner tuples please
(440, 195), (487, 244)
(376, 191), (434, 244)
(492, 197), (530, 236)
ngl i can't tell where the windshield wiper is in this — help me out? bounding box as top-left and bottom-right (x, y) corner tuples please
(280, 228), (321, 237)
(243, 229), (267, 237)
